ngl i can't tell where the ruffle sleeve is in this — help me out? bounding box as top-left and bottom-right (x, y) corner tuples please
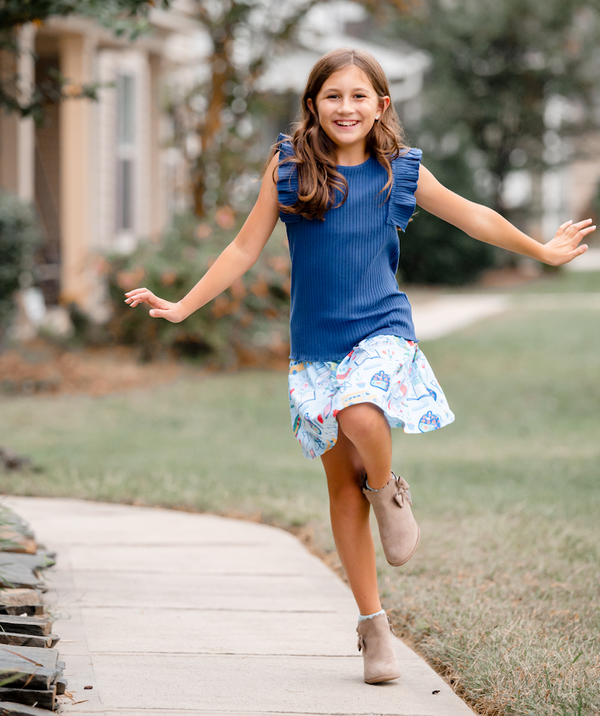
(276, 133), (301, 224)
(386, 148), (422, 232)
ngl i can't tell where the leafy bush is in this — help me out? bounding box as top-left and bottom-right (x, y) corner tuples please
(398, 144), (497, 286)
(106, 209), (291, 366)
(0, 190), (41, 336)
(399, 209), (497, 286)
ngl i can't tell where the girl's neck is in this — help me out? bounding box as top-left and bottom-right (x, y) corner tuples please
(335, 144), (370, 167)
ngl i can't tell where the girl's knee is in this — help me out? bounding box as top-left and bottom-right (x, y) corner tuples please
(337, 403), (385, 437)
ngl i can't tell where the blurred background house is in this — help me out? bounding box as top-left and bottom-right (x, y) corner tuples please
(0, 2), (201, 326)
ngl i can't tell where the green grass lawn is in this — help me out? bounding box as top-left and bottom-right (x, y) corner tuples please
(511, 268), (600, 294)
(1, 300), (599, 715)
(430, 268), (600, 295)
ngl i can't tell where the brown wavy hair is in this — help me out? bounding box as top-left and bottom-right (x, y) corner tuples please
(270, 47), (408, 221)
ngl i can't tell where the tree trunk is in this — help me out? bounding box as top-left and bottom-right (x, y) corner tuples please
(192, 38), (231, 216)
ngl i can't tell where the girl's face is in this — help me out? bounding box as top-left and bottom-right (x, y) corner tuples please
(307, 64), (389, 158)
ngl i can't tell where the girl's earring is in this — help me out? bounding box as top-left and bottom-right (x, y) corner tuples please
(375, 116), (380, 121)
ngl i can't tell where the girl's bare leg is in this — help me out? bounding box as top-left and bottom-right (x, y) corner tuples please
(336, 403), (393, 489)
(321, 426), (382, 615)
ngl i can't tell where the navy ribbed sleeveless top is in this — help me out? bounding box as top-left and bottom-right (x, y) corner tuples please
(277, 133), (422, 361)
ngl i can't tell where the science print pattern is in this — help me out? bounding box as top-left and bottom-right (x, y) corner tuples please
(288, 334), (455, 460)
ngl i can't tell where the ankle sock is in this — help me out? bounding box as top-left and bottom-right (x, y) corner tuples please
(365, 473), (396, 491)
(358, 609), (385, 622)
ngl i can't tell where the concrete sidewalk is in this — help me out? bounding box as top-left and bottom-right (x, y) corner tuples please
(411, 290), (600, 341)
(5, 497), (476, 716)
(411, 294), (508, 341)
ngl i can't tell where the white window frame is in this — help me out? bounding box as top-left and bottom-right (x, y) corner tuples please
(96, 49), (150, 254)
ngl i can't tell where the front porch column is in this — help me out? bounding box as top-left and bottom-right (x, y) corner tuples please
(58, 31), (95, 308)
(0, 24), (36, 201)
(148, 52), (168, 242)
(17, 24), (36, 202)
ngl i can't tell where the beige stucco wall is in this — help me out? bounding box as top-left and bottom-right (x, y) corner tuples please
(0, 15), (186, 325)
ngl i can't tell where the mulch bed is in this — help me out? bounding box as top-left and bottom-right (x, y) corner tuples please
(0, 341), (189, 397)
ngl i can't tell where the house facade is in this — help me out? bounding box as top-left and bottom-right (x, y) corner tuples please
(0, 6), (198, 323)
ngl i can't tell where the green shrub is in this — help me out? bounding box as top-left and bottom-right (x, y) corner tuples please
(398, 148), (497, 286)
(0, 190), (41, 337)
(106, 209), (291, 366)
(399, 208), (497, 286)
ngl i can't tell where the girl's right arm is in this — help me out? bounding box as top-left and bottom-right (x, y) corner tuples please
(124, 154), (281, 322)
(415, 165), (593, 265)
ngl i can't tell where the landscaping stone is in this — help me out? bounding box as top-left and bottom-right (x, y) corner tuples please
(0, 507), (62, 712)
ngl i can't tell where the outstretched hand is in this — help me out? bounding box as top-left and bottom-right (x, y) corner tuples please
(124, 288), (187, 323)
(543, 218), (595, 266)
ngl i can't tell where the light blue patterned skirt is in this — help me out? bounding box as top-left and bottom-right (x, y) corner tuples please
(288, 334), (455, 460)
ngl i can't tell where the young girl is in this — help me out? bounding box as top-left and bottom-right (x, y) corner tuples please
(125, 48), (593, 685)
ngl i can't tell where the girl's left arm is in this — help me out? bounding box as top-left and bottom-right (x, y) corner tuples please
(415, 165), (595, 266)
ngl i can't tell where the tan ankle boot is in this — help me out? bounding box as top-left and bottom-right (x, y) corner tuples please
(362, 473), (420, 566)
(356, 613), (401, 684)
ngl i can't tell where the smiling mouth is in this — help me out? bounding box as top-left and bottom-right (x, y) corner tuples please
(334, 120), (359, 127)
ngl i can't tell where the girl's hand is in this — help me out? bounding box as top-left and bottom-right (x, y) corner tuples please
(543, 219), (595, 266)
(124, 288), (187, 323)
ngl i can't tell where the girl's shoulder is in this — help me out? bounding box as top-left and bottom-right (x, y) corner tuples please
(390, 147), (422, 169)
(387, 147), (422, 232)
(275, 134), (299, 223)
(276, 133), (295, 160)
